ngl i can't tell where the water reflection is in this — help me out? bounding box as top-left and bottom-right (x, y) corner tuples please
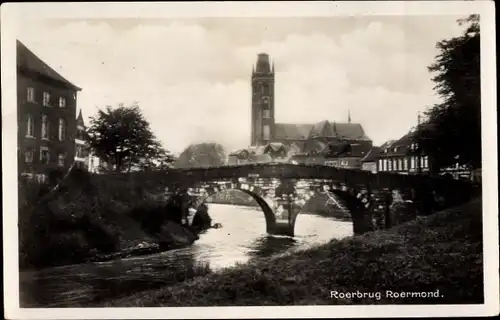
(20, 204), (353, 307)
(247, 235), (298, 259)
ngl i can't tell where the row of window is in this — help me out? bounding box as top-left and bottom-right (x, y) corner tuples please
(27, 87), (67, 108)
(26, 114), (67, 141)
(24, 147), (66, 167)
(325, 160), (351, 167)
(24, 145), (86, 166)
(383, 143), (419, 154)
(378, 156), (429, 172)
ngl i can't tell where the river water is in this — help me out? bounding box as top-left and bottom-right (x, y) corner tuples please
(20, 203), (353, 307)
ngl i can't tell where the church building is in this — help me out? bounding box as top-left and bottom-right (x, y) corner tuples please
(250, 53), (373, 158)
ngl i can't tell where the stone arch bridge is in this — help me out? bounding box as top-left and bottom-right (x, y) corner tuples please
(128, 163), (477, 237)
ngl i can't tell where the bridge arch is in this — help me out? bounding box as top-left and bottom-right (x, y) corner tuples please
(186, 181), (277, 234)
(285, 180), (376, 236)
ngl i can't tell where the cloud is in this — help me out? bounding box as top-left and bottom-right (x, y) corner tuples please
(16, 16), (466, 154)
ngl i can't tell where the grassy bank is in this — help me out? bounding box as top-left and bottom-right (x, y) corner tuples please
(104, 197), (483, 306)
(18, 169), (209, 270)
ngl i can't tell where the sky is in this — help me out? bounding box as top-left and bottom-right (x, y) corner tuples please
(17, 16), (467, 155)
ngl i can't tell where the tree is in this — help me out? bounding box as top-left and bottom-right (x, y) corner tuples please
(175, 143), (226, 168)
(415, 15), (480, 173)
(87, 102), (173, 172)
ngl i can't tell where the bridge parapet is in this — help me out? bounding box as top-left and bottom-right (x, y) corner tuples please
(122, 163), (476, 236)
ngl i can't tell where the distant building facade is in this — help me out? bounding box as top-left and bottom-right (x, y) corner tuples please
(74, 109), (110, 173)
(243, 52), (373, 167)
(376, 128), (471, 180)
(228, 142), (287, 165)
(74, 110), (88, 170)
(377, 131), (430, 175)
(17, 40), (81, 177)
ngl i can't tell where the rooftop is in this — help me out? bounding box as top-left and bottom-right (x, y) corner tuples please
(17, 40), (81, 91)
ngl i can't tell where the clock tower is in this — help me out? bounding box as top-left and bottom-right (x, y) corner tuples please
(251, 53), (275, 146)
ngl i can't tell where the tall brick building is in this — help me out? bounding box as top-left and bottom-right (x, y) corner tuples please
(17, 40), (81, 176)
(250, 53), (373, 157)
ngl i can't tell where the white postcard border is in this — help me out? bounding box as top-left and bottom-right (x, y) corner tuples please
(2, 1), (498, 319)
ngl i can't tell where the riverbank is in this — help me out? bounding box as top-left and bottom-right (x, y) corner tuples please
(18, 169), (211, 270)
(104, 197), (483, 306)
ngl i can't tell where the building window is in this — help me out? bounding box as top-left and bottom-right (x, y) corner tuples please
(40, 147), (50, 164)
(378, 159), (383, 171)
(424, 156), (429, 169)
(43, 92), (51, 107)
(59, 97), (66, 108)
(263, 109), (270, 118)
(262, 83), (270, 95)
(58, 118), (66, 141)
(398, 159), (403, 171)
(27, 87), (35, 102)
(393, 159), (397, 170)
(76, 128), (86, 141)
(58, 153), (66, 167)
(420, 157), (424, 169)
(26, 114), (35, 137)
(25, 148), (34, 163)
(404, 158), (408, 170)
(393, 147), (398, 153)
(41, 115), (50, 140)
(388, 159), (392, 171)
(76, 145), (85, 159)
(410, 156), (415, 169)
(263, 124), (270, 140)
(383, 159), (387, 171)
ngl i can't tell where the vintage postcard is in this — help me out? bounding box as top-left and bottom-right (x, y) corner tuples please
(2, 1), (498, 319)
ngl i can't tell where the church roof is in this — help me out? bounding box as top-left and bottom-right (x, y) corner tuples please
(17, 40), (81, 91)
(274, 121), (371, 141)
(274, 123), (313, 140)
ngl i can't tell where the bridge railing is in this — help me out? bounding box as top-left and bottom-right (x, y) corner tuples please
(120, 163), (475, 196)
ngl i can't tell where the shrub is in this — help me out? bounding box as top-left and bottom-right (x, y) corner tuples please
(18, 170), (122, 270)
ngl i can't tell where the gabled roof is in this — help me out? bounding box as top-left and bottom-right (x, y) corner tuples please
(379, 139), (397, 149)
(246, 145), (267, 156)
(333, 122), (371, 141)
(274, 120), (371, 141)
(266, 142), (286, 152)
(17, 40), (81, 91)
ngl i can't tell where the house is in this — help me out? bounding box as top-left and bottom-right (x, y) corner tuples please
(376, 128), (471, 180)
(377, 130), (430, 175)
(74, 110), (88, 170)
(17, 40), (81, 178)
(360, 147), (380, 173)
(227, 142), (288, 165)
(73, 110), (110, 173)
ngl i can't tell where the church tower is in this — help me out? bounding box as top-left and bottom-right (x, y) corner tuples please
(251, 53), (275, 146)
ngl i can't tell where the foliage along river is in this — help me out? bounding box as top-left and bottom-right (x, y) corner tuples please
(19, 203), (353, 307)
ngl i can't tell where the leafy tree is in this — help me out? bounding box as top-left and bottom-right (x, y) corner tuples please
(175, 143), (226, 168)
(87, 102), (173, 172)
(415, 15), (480, 173)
